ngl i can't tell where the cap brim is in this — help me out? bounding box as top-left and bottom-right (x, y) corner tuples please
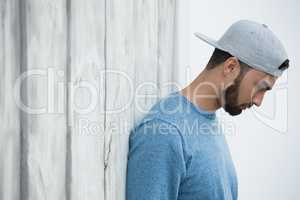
(194, 32), (224, 51)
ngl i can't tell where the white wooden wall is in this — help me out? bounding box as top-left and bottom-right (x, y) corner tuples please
(0, 0), (177, 199)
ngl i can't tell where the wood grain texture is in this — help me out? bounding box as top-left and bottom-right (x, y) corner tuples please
(105, 0), (177, 200)
(105, 0), (136, 199)
(21, 0), (68, 199)
(158, 0), (177, 96)
(0, 0), (176, 199)
(0, 0), (21, 199)
(133, 0), (159, 122)
(68, 0), (106, 199)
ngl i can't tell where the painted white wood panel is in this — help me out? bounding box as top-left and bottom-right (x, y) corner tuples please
(0, 0), (176, 199)
(0, 0), (20, 199)
(105, 0), (136, 199)
(105, 0), (177, 200)
(158, 0), (177, 96)
(133, 0), (159, 122)
(68, 0), (106, 199)
(22, 0), (68, 199)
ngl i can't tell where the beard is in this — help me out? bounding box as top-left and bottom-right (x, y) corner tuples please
(224, 82), (242, 116)
(223, 74), (250, 116)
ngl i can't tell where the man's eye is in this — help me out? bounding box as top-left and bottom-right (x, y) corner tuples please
(256, 81), (272, 92)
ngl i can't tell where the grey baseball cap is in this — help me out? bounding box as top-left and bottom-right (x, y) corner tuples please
(194, 20), (289, 77)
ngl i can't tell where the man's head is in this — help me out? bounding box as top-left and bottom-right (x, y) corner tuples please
(193, 20), (289, 115)
(206, 48), (288, 116)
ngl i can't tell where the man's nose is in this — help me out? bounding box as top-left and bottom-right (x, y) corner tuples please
(252, 92), (265, 107)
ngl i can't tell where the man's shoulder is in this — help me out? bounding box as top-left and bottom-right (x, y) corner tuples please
(131, 117), (181, 139)
(139, 92), (188, 123)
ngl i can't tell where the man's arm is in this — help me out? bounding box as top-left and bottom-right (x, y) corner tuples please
(126, 118), (186, 200)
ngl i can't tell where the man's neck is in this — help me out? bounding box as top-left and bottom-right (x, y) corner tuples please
(179, 69), (222, 113)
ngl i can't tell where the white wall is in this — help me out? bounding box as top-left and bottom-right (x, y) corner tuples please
(175, 0), (300, 199)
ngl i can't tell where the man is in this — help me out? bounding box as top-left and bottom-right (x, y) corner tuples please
(126, 20), (289, 200)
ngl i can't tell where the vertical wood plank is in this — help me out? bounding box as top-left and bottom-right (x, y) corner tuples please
(21, 0), (68, 199)
(158, 0), (177, 96)
(133, 0), (159, 122)
(105, 0), (136, 199)
(68, 0), (106, 199)
(0, 0), (20, 199)
(105, 0), (177, 200)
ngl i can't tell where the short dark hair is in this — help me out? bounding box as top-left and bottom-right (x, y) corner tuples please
(206, 48), (251, 73)
(207, 48), (290, 76)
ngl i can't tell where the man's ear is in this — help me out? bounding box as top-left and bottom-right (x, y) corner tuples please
(222, 57), (241, 80)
